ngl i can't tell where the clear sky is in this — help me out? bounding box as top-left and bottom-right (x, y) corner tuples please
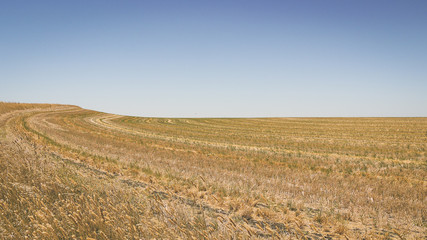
(1, 0), (426, 117)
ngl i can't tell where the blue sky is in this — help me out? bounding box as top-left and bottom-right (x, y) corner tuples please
(1, 0), (426, 117)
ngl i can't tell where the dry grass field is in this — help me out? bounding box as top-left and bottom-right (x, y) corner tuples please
(0, 102), (425, 239)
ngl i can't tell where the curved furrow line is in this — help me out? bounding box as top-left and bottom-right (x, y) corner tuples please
(90, 114), (425, 167)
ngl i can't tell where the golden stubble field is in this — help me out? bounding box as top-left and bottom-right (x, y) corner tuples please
(0, 102), (426, 239)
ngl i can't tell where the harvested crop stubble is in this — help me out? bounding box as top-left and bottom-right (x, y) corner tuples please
(0, 102), (426, 239)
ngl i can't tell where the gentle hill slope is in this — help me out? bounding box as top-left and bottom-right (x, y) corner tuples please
(0, 102), (425, 239)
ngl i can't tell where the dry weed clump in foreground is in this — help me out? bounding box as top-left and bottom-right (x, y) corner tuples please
(0, 102), (426, 239)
